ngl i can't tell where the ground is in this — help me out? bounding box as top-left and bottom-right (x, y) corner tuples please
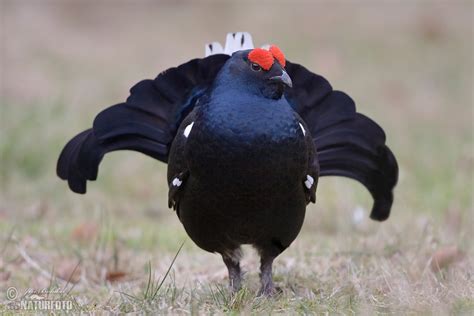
(0, 1), (473, 314)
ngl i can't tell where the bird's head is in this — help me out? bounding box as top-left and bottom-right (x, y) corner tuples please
(216, 45), (292, 100)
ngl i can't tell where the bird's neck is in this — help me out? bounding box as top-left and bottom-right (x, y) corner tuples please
(210, 70), (261, 100)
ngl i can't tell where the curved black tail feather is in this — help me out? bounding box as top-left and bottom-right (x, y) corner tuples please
(57, 54), (229, 193)
(57, 55), (398, 221)
(56, 123), (169, 194)
(315, 114), (399, 221)
(287, 61), (398, 221)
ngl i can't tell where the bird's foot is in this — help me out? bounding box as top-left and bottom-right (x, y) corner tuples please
(258, 254), (281, 297)
(258, 284), (282, 297)
(229, 277), (242, 294)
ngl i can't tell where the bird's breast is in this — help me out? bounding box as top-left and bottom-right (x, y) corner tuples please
(185, 100), (308, 190)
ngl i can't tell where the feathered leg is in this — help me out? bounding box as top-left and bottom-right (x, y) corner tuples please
(258, 255), (274, 296)
(222, 248), (243, 293)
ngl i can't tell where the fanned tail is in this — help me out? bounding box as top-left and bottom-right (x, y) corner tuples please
(315, 114), (398, 221)
(56, 119), (169, 194)
(286, 61), (398, 221)
(57, 54), (230, 193)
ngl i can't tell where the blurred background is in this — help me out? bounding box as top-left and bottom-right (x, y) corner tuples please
(1, 0), (472, 313)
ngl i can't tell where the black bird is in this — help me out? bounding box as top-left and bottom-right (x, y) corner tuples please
(57, 32), (398, 295)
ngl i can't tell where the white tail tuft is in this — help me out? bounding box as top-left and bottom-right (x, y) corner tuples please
(224, 32), (254, 55)
(205, 42), (224, 57)
(205, 32), (254, 56)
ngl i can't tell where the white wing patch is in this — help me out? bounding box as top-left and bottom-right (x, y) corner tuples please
(172, 177), (182, 187)
(183, 122), (194, 138)
(299, 123), (306, 136)
(304, 175), (314, 189)
(205, 32), (254, 56)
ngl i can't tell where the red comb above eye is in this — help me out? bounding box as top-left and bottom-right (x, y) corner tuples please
(248, 48), (274, 71)
(269, 45), (286, 68)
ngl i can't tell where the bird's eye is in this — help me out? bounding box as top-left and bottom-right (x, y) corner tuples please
(251, 63), (262, 72)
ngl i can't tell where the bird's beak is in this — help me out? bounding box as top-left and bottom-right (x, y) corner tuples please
(270, 70), (293, 88)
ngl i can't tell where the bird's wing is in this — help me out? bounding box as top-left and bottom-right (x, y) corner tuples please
(57, 54), (230, 194)
(166, 108), (199, 213)
(295, 117), (319, 204)
(285, 61), (398, 221)
(168, 170), (190, 213)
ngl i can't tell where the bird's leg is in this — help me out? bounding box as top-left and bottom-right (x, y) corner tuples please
(258, 255), (276, 296)
(222, 248), (242, 293)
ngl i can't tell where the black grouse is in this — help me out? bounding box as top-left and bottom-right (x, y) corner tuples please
(57, 32), (398, 295)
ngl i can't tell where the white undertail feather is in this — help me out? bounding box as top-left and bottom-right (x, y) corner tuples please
(224, 32), (254, 54)
(205, 32), (254, 57)
(205, 42), (224, 57)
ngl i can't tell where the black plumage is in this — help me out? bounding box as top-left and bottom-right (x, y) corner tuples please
(57, 45), (398, 295)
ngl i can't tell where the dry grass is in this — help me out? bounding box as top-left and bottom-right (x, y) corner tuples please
(1, 1), (473, 314)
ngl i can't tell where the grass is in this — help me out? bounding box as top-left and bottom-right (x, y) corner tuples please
(1, 1), (473, 314)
